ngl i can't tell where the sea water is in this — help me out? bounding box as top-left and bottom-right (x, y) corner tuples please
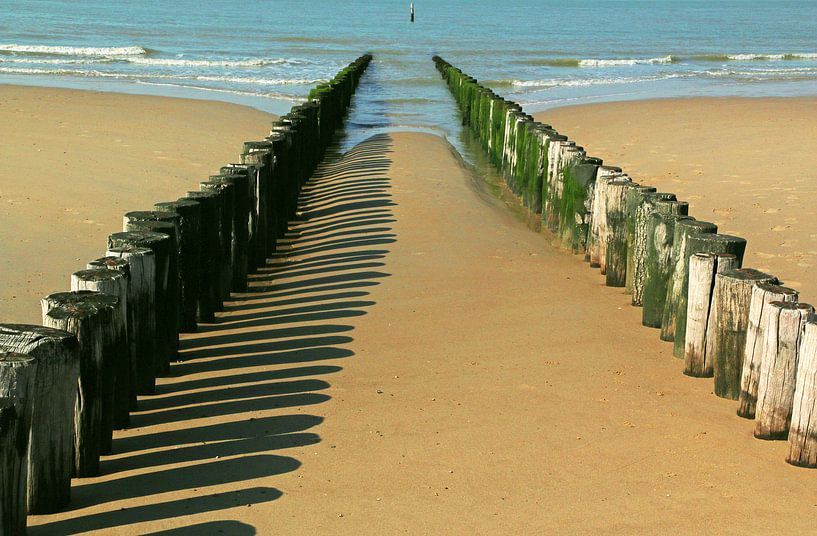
(2, 0), (816, 152)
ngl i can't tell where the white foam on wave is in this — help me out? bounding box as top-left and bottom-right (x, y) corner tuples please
(125, 57), (306, 67)
(578, 55), (674, 67)
(512, 73), (687, 89)
(727, 53), (817, 61)
(0, 44), (147, 56)
(133, 81), (305, 102)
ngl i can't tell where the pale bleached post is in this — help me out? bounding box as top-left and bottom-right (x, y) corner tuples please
(624, 185), (656, 293)
(737, 283), (799, 418)
(787, 315), (817, 467)
(707, 268), (778, 400)
(683, 253), (739, 377)
(603, 177), (632, 286)
(753, 302), (814, 439)
(0, 325), (78, 513)
(0, 352), (35, 534)
(588, 166), (622, 270)
(42, 291), (117, 477)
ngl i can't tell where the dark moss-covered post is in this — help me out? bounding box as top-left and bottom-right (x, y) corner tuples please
(787, 316), (817, 467)
(86, 257), (132, 428)
(105, 245), (155, 411)
(0, 325), (78, 514)
(560, 153), (601, 254)
(0, 352), (35, 533)
(754, 302), (814, 439)
(660, 219), (718, 345)
(108, 230), (172, 389)
(641, 202), (690, 328)
(70, 268), (127, 453)
(154, 199), (201, 332)
(213, 170), (250, 291)
(42, 291), (117, 476)
(707, 268), (778, 400)
(737, 283), (799, 418)
(631, 193), (677, 306)
(201, 180), (235, 302)
(185, 190), (222, 322)
(241, 141), (274, 266)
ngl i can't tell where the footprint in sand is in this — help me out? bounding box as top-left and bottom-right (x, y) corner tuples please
(756, 252), (776, 259)
(771, 225), (790, 232)
(764, 208), (780, 214)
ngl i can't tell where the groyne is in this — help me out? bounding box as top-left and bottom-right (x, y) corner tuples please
(433, 55), (817, 468)
(0, 54), (371, 533)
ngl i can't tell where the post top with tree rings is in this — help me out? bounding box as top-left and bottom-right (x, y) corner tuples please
(0, 351), (34, 365)
(755, 281), (799, 299)
(44, 291), (118, 320)
(200, 180), (234, 192)
(108, 245), (154, 258)
(599, 165), (623, 173)
(676, 218), (717, 233)
(719, 267), (777, 282)
(631, 184), (657, 194)
(0, 323), (77, 346)
(108, 230), (169, 248)
(769, 301), (814, 313)
(88, 255), (129, 270)
(124, 210), (181, 224)
(242, 140), (273, 153)
(126, 220), (174, 237)
(693, 233), (748, 248)
(73, 267), (126, 284)
(185, 191), (218, 202)
(155, 199), (199, 211)
(583, 156), (603, 166)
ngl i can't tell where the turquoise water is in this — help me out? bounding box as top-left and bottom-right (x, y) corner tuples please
(2, 0), (817, 149)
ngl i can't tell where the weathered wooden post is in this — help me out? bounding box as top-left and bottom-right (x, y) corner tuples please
(108, 230), (171, 391)
(588, 167), (623, 270)
(201, 180), (235, 302)
(660, 219), (718, 344)
(631, 193), (677, 306)
(70, 268), (127, 453)
(212, 171), (250, 291)
(787, 315), (817, 467)
(42, 291), (117, 476)
(0, 352), (35, 533)
(0, 325), (78, 513)
(241, 141), (273, 267)
(624, 185), (656, 291)
(87, 257), (133, 427)
(154, 199), (201, 332)
(604, 177), (633, 286)
(105, 246), (155, 411)
(707, 268), (778, 399)
(753, 302), (813, 439)
(641, 202), (690, 327)
(737, 283), (799, 418)
(185, 190), (223, 322)
(683, 253), (740, 377)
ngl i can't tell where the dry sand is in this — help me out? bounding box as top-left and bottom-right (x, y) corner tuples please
(537, 97), (817, 303)
(0, 85), (274, 323)
(14, 89), (817, 533)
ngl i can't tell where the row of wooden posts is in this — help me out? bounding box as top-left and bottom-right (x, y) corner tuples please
(0, 54), (372, 535)
(433, 56), (817, 469)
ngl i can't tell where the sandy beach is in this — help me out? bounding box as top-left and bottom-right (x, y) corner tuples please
(0, 85), (274, 323)
(5, 86), (814, 532)
(536, 97), (817, 304)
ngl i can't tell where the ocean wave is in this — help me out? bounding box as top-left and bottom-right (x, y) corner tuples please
(513, 55), (675, 67)
(0, 44), (148, 56)
(133, 81), (305, 102)
(191, 75), (325, 85)
(692, 53), (817, 61)
(125, 56), (307, 67)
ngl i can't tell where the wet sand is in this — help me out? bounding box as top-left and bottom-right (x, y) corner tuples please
(0, 85), (274, 323)
(536, 97), (817, 303)
(24, 122), (817, 534)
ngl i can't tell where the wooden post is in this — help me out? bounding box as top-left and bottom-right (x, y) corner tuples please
(624, 185), (656, 293)
(212, 172), (250, 291)
(660, 219), (718, 344)
(41, 291), (117, 477)
(87, 257), (132, 428)
(604, 177), (633, 287)
(787, 315), (817, 467)
(108, 230), (170, 391)
(105, 246), (155, 412)
(707, 268), (778, 399)
(0, 324), (78, 513)
(641, 206), (691, 328)
(753, 302), (814, 439)
(241, 143), (273, 267)
(0, 352), (35, 534)
(631, 193), (677, 306)
(201, 180), (235, 303)
(185, 191), (223, 322)
(70, 268), (127, 454)
(737, 283), (799, 418)
(587, 166), (621, 269)
(683, 253), (740, 377)
(154, 199), (201, 332)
